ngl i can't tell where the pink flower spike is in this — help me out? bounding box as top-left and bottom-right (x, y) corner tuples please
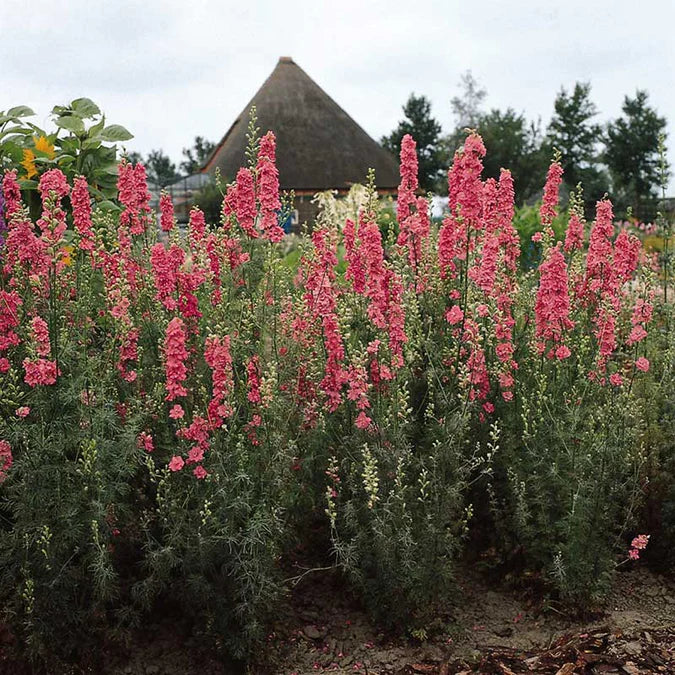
(635, 357), (650, 372)
(193, 465), (208, 480)
(0, 439), (13, 483)
(15, 406), (30, 418)
(631, 534), (649, 550)
(159, 191), (175, 232)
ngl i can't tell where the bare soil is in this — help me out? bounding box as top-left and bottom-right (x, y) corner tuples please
(250, 563), (674, 674)
(2, 565), (673, 674)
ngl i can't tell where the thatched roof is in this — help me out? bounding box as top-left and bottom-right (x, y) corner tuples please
(202, 57), (400, 192)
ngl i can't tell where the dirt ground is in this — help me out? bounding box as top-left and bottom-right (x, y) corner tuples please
(249, 564), (674, 675)
(2, 564), (673, 674)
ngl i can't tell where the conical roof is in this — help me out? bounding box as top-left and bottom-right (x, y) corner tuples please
(203, 57), (400, 192)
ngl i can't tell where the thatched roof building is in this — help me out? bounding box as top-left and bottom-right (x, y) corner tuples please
(202, 57), (400, 224)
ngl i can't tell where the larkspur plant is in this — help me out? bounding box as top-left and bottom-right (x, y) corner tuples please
(0, 110), (670, 666)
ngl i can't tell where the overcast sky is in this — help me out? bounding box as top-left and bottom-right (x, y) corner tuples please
(2, 0), (673, 190)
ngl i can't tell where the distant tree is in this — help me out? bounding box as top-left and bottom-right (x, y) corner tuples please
(145, 149), (180, 190)
(546, 82), (608, 211)
(476, 109), (548, 205)
(381, 94), (443, 192)
(605, 90), (669, 219)
(439, 71), (488, 183)
(126, 150), (144, 165)
(180, 136), (216, 175)
(450, 70), (487, 129)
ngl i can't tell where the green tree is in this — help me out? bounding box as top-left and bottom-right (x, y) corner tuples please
(126, 150), (143, 164)
(605, 90), (669, 219)
(180, 135), (216, 175)
(546, 82), (607, 211)
(381, 94), (443, 192)
(476, 108), (548, 205)
(145, 149), (179, 190)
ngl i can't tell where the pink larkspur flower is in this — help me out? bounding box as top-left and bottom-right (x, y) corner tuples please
(169, 404), (185, 419)
(609, 373), (623, 387)
(72, 175), (95, 251)
(168, 455), (185, 472)
(355, 411), (372, 430)
(159, 192), (175, 232)
(164, 317), (189, 400)
(635, 357), (650, 372)
(193, 465), (208, 479)
(631, 534), (649, 550)
(137, 432), (154, 453)
(0, 439), (12, 482)
(540, 161), (563, 226)
(445, 304), (464, 325)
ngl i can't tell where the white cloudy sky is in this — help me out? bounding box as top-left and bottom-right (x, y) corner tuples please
(2, 0), (673, 188)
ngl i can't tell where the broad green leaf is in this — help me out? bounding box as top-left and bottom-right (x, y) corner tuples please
(97, 200), (120, 212)
(18, 178), (38, 189)
(0, 142), (24, 163)
(99, 125), (133, 142)
(7, 105), (35, 118)
(71, 98), (101, 118)
(0, 128), (33, 141)
(56, 115), (85, 134)
(88, 115), (105, 138)
(25, 122), (46, 134)
(82, 138), (102, 150)
(99, 162), (120, 175)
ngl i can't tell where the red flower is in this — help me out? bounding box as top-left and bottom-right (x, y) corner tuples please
(72, 176), (95, 251)
(235, 168), (258, 238)
(564, 212), (584, 252)
(256, 132), (284, 242)
(23, 358), (58, 386)
(534, 244), (574, 358)
(164, 317), (189, 400)
(0, 440), (12, 483)
(168, 456), (184, 472)
(138, 432), (154, 452)
(205, 334), (234, 427)
(539, 161), (563, 227)
(635, 357), (650, 372)
(159, 192), (175, 232)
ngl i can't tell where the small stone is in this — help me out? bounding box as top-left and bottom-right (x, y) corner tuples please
(339, 654), (354, 667)
(494, 625), (513, 638)
(146, 666), (160, 675)
(303, 624), (325, 640)
(623, 641), (642, 657)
